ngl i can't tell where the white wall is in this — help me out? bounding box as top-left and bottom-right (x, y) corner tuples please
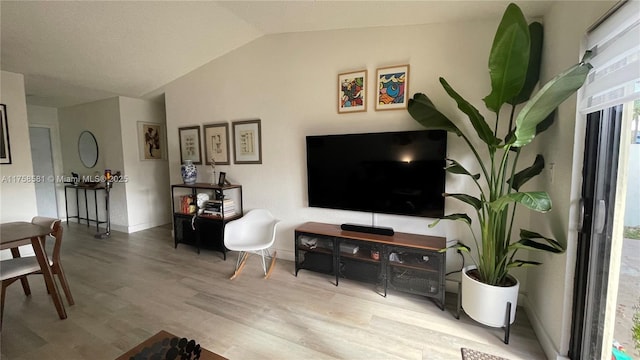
(27, 104), (66, 220)
(164, 19), (504, 265)
(526, 1), (617, 359)
(0, 71), (38, 221)
(58, 98), (129, 231)
(118, 96), (171, 231)
(0, 71), (39, 258)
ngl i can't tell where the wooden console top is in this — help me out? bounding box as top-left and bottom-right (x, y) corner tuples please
(295, 222), (445, 251)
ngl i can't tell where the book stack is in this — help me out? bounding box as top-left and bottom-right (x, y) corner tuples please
(180, 195), (194, 214)
(202, 199), (236, 218)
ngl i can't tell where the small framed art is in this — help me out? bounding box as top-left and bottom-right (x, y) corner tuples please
(375, 64), (410, 111)
(232, 119), (262, 164)
(338, 69), (367, 113)
(203, 122), (230, 165)
(137, 122), (166, 160)
(0, 104), (11, 165)
(178, 126), (202, 164)
(218, 172), (226, 186)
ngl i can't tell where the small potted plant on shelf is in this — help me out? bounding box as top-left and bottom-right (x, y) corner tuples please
(407, 3), (592, 328)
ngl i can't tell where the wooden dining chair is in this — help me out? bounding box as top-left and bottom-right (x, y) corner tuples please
(0, 217), (74, 328)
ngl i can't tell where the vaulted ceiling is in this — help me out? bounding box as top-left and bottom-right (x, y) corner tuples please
(1, 1), (555, 108)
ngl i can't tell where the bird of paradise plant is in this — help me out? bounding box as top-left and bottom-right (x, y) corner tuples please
(407, 3), (592, 286)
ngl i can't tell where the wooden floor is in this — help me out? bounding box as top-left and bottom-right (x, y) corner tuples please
(0, 222), (546, 360)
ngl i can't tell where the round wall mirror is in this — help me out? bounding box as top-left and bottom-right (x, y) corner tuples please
(78, 131), (98, 168)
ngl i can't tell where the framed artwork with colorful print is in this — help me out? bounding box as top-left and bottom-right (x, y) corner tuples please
(375, 64), (409, 111)
(338, 69), (367, 113)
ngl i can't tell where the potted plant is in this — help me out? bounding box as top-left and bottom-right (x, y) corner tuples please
(407, 3), (592, 327)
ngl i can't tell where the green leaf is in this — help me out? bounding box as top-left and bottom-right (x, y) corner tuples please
(507, 260), (542, 268)
(445, 159), (481, 180)
(510, 239), (564, 253)
(535, 110), (556, 135)
(440, 78), (500, 146)
(408, 93), (462, 135)
(508, 22), (543, 105)
(513, 59), (592, 147)
(506, 110), (555, 145)
(428, 213), (472, 228)
(483, 3), (530, 113)
(439, 241), (471, 253)
(444, 193), (482, 210)
(508, 154), (544, 191)
(520, 229), (565, 252)
(489, 191), (552, 212)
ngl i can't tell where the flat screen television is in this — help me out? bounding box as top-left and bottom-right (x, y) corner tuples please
(306, 130), (447, 218)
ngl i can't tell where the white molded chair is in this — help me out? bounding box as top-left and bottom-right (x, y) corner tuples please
(223, 209), (280, 280)
(0, 217), (74, 328)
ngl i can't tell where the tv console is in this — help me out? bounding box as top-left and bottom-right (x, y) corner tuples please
(340, 223), (395, 236)
(295, 221), (446, 310)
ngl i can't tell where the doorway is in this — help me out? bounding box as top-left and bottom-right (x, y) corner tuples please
(29, 126), (58, 218)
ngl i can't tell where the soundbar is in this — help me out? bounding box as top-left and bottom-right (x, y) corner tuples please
(340, 223), (395, 236)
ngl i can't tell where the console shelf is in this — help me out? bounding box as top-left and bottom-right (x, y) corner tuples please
(171, 183), (243, 258)
(294, 221), (446, 309)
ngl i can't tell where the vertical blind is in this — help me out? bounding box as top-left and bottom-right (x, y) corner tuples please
(580, 0), (640, 113)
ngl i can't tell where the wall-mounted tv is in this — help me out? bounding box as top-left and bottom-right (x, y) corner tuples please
(306, 130), (447, 218)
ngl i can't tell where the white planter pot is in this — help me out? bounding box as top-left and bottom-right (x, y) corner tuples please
(461, 265), (519, 327)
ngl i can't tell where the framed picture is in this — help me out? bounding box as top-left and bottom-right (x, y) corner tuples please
(338, 69), (367, 113)
(178, 126), (202, 164)
(232, 119), (262, 164)
(218, 172), (226, 186)
(1, 104), (11, 165)
(203, 122), (230, 165)
(137, 122), (166, 160)
(375, 64), (410, 111)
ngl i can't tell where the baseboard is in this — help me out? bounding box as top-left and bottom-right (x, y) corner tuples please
(522, 295), (566, 360)
(276, 248), (295, 262)
(126, 220), (172, 233)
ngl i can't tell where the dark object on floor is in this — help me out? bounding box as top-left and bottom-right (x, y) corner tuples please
(115, 330), (227, 360)
(460, 347), (509, 360)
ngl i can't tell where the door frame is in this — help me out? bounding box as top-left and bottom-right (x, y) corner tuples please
(568, 103), (633, 359)
(29, 123), (65, 220)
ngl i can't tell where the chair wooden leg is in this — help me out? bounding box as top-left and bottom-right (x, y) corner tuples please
(54, 264), (75, 306)
(10, 248), (32, 296)
(18, 276), (31, 296)
(265, 251), (277, 279)
(230, 252), (249, 280)
(1, 283), (7, 330)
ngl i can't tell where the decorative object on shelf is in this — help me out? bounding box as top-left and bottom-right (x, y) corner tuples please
(209, 157), (216, 185)
(338, 69), (367, 113)
(0, 104), (11, 165)
(178, 126), (202, 164)
(196, 192), (210, 213)
(78, 130), (99, 168)
(232, 119), (262, 164)
(407, 3), (591, 336)
(204, 122), (230, 165)
(181, 159), (197, 184)
(217, 172), (226, 187)
(137, 122), (166, 160)
(375, 64), (409, 111)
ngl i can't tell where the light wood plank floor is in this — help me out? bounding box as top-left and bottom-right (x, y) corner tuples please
(1, 223), (546, 359)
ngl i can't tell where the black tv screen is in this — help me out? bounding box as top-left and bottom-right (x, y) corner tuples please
(306, 130), (447, 218)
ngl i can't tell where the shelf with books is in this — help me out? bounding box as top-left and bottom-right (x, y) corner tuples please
(171, 183), (243, 257)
